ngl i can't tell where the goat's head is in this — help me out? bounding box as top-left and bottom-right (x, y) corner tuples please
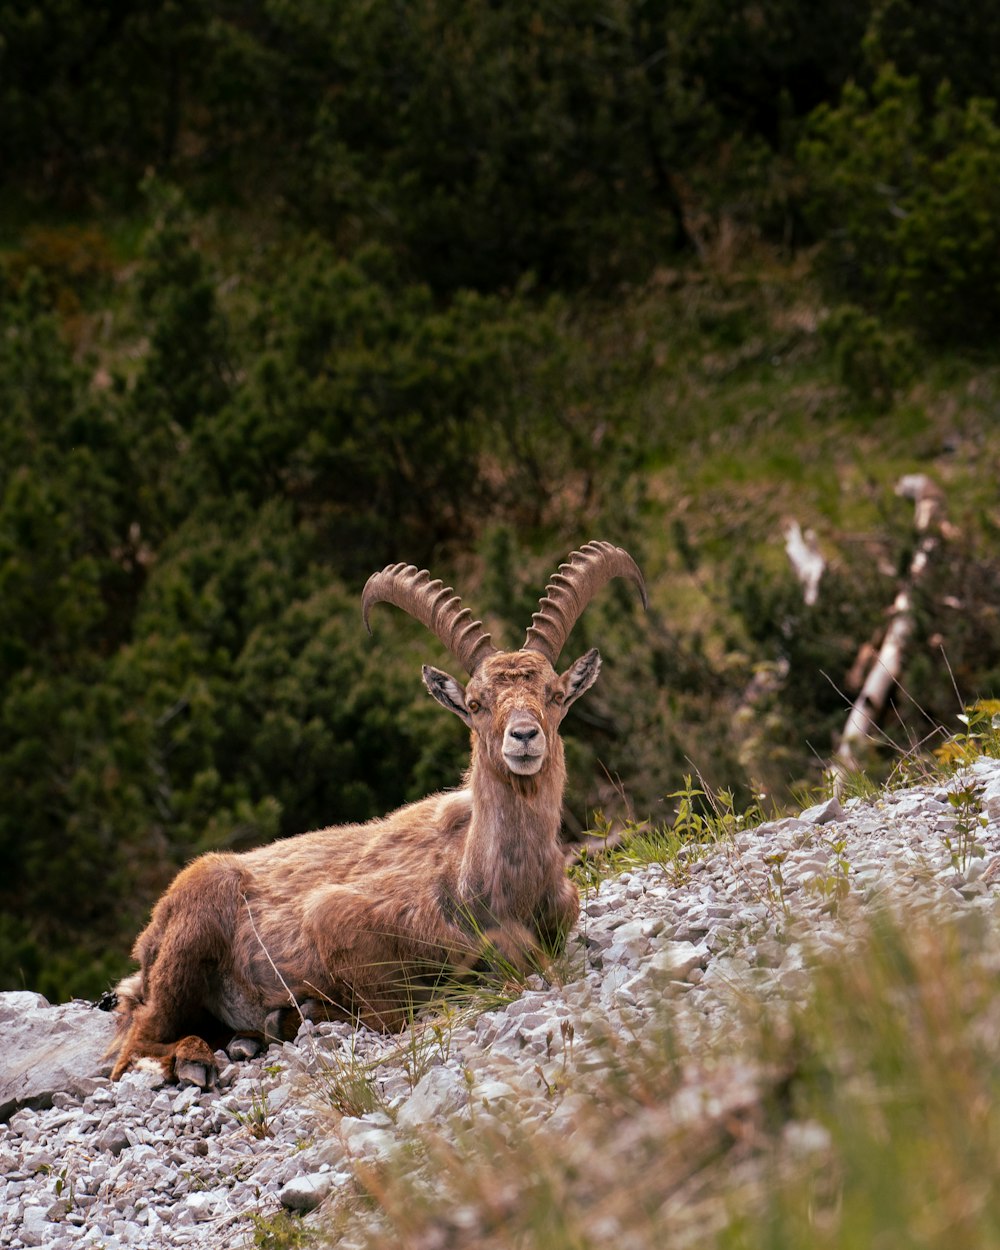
(362, 541), (647, 783)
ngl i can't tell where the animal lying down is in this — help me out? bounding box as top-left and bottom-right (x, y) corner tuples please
(109, 541), (647, 1088)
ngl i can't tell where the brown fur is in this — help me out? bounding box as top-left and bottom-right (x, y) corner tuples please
(110, 648), (593, 1085)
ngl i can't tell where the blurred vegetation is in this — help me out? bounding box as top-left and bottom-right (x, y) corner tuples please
(2, 0), (1000, 998)
(317, 910), (1000, 1250)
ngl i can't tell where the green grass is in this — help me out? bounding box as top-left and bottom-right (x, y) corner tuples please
(250, 1211), (319, 1249)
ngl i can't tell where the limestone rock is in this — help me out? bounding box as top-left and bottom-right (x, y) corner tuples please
(0, 994), (118, 1122)
(279, 1172), (335, 1213)
(800, 796), (847, 825)
(396, 1064), (469, 1131)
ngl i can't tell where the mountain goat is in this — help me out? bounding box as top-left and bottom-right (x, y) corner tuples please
(110, 540), (646, 1087)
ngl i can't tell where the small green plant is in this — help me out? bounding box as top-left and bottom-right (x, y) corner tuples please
(249, 1210), (317, 1249)
(401, 1009), (457, 1093)
(943, 783), (988, 874)
(822, 762), (882, 806)
(577, 778), (770, 897)
(805, 836), (852, 912)
(618, 816), (691, 877)
(669, 776), (715, 842)
(704, 784), (768, 840)
(572, 811), (620, 890)
(600, 780), (717, 877)
(533, 1019), (577, 1098)
(53, 1164), (76, 1210)
(935, 701), (1000, 770)
(231, 1082), (274, 1140)
(463, 1066), (477, 1128)
(317, 1034), (386, 1118)
(764, 850), (792, 918)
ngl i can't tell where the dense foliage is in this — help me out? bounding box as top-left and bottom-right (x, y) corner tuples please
(3, 0), (1000, 998)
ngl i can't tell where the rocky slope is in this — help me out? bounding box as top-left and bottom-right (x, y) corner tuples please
(4, 757), (1000, 1249)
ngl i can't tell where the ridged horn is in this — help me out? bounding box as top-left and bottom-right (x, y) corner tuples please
(362, 563), (497, 675)
(522, 540), (648, 666)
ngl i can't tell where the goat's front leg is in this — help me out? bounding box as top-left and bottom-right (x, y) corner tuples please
(112, 856), (243, 1088)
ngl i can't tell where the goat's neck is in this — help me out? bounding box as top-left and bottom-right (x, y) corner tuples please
(458, 738), (566, 921)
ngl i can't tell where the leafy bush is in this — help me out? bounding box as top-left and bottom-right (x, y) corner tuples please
(0, 0), (214, 202)
(821, 303), (916, 409)
(800, 66), (1000, 343)
(0, 269), (136, 682)
(123, 201), (648, 578)
(868, 0), (1000, 108)
(1, 0), (868, 291)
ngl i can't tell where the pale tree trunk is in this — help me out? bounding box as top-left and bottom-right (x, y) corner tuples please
(831, 475), (949, 788)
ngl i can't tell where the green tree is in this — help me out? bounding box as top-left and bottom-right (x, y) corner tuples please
(868, 0), (1000, 108)
(0, 270), (145, 995)
(0, 0), (214, 203)
(800, 67), (1000, 343)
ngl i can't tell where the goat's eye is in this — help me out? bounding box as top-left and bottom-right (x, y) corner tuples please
(467, 699), (482, 714)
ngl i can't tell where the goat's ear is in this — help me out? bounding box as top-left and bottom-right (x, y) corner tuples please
(422, 665), (472, 727)
(558, 647), (601, 711)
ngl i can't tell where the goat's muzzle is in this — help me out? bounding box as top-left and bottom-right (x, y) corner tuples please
(501, 713), (546, 775)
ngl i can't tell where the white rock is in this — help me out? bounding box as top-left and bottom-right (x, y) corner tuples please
(473, 1080), (515, 1105)
(800, 797), (846, 825)
(650, 941), (709, 980)
(339, 1118), (398, 1162)
(19, 1206), (50, 1247)
(0, 997), (118, 1121)
(0, 991), (49, 1023)
(279, 1172), (335, 1213)
(599, 964), (633, 998)
(396, 1066), (469, 1130)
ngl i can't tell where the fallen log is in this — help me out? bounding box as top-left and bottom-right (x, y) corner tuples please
(832, 475), (949, 785)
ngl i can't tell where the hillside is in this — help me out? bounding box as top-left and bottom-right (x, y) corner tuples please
(4, 0), (1000, 1012)
(4, 752), (1000, 1248)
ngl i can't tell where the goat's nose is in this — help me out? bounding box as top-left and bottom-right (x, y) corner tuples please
(510, 724), (539, 744)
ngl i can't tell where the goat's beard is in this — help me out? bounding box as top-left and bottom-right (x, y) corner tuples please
(508, 770), (541, 798)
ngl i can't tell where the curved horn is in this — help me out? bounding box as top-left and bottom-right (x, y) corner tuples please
(362, 563), (497, 675)
(522, 540), (648, 666)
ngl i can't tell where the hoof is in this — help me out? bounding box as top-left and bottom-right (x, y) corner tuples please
(172, 1035), (219, 1089)
(175, 1059), (215, 1089)
(263, 998), (327, 1042)
(264, 1007), (289, 1043)
(227, 1035), (264, 1061)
